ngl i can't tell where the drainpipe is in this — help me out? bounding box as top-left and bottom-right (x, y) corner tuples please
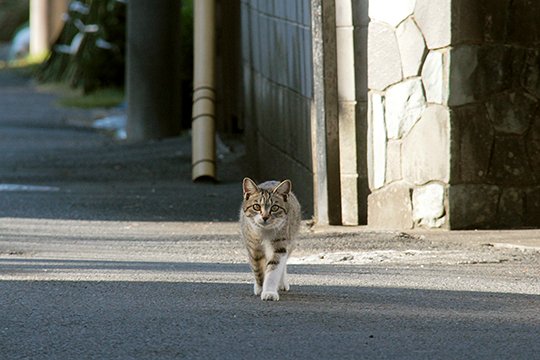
(192, 0), (217, 181)
(30, 0), (68, 58)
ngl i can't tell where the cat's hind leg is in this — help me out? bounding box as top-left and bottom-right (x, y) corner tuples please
(279, 265), (290, 292)
(254, 283), (262, 296)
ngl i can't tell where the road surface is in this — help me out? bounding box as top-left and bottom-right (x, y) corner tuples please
(0, 69), (538, 359)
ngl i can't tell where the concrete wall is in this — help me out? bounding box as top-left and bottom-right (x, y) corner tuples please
(241, 0), (314, 213)
(367, 0), (540, 229)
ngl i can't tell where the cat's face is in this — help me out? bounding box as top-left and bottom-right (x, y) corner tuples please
(242, 178), (291, 230)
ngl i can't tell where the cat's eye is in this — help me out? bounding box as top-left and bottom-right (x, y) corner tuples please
(252, 204), (261, 211)
(271, 205), (280, 212)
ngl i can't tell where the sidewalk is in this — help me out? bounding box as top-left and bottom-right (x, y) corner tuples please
(312, 225), (540, 251)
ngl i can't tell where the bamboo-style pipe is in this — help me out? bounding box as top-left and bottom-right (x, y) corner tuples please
(191, 0), (217, 181)
(30, 0), (68, 57)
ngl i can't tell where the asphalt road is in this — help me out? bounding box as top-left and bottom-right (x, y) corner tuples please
(1, 259), (539, 360)
(0, 69), (539, 359)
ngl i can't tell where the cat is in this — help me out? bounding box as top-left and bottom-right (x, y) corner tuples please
(239, 177), (301, 301)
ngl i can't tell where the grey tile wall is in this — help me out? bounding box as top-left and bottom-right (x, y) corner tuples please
(241, 0), (314, 213)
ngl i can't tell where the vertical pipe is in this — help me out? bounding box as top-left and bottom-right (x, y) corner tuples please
(30, 0), (49, 56)
(192, 0), (217, 181)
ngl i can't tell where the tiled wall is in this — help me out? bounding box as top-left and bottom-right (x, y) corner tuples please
(241, 0), (314, 213)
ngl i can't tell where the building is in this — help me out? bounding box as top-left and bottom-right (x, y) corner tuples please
(240, 0), (540, 229)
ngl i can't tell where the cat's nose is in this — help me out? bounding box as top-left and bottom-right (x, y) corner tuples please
(262, 214), (270, 222)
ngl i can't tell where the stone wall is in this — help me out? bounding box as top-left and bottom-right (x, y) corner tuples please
(241, 0), (314, 213)
(448, 0), (540, 228)
(367, 0), (540, 229)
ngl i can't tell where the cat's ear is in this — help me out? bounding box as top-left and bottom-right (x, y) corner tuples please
(273, 179), (291, 202)
(242, 177), (259, 200)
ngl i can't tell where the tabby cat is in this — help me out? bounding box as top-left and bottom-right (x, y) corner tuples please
(240, 177), (301, 301)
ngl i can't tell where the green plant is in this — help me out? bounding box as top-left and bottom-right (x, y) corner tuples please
(57, 87), (124, 108)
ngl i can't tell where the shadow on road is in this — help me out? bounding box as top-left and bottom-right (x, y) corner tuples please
(0, 70), (246, 223)
(1, 275), (538, 359)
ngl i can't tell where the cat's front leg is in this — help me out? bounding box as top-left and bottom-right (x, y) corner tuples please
(261, 253), (288, 301)
(248, 250), (265, 296)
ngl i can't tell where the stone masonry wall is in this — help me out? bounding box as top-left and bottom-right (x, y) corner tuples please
(241, 0), (314, 213)
(367, 0), (448, 229)
(448, 0), (540, 228)
(367, 0), (540, 229)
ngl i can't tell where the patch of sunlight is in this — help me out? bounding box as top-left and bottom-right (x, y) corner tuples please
(0, 184), (60, 192)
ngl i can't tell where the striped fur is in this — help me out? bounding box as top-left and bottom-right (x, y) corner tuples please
(239, 177), (301, 301)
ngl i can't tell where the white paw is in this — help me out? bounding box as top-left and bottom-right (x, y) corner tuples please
(280, 270), (290, 291)
(261, 291), (279, 301)
(254, 283), (262, 296)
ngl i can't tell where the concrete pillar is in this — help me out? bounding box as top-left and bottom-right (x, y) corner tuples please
(126, 0), (182, 141)
(311, 0), (342, 225)
(30, 0), (68, 57)
(335, 0), (358, 225)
